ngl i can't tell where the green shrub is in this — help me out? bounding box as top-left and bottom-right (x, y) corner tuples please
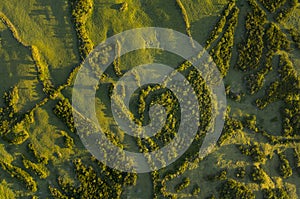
(0, 160), (37, 192)
(175, 177), (190, 192)
(278, 153), (292, 178)
(219, 179), (255, 199)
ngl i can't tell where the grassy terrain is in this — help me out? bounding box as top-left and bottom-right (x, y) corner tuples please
(0, 0), (80, 85)
(0, 0), (299, 198)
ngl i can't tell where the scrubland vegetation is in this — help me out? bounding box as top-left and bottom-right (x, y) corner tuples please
(0, 0), (299, 198)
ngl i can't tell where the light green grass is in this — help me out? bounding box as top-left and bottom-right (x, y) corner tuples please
(0, 21), (45, 112)
(0, 0), (80, 85)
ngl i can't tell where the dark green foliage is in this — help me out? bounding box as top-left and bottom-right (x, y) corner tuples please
(22, 158), (49, 179)
(31, 46), (55, 97)
(251, 165), (266, 183)
(243, 115), (258, 132)
(264, 188), (290, 199)
(239, 143), (266, 163)
(71, 0), (94, 59)
(210, 7), (239, 76)
(59, 131), (74, 148)
(218, 115), (243, 145)
(242, 23), (290, 95)
(49, 158), (137, 198)
(27, 143), (48, 164)
(53, 99), (75, 132)
(206, 0), (236, 48)
(275, 0), (297, 22)
(258, 0), (286, 12)
(3, 130), (29, 145)
(175, 0), (191, 36)
(289, 28), (300, 49)
(175, 177), (190, 192)
(265, 23), (290, 52)
(0, 160), (37, 192)
(207, 194), (217, 199)
(236, 0), (266, 71)
(219, 179), (255, 199)
(226, 85), (244, 102)
(118, 2), (128, 12)
(255, 54), (299, 136)
(3, 86), (19, 116)
(278, 153), (292, 178)
(245, 71), (265, 95)
(0, 119), (12, 136)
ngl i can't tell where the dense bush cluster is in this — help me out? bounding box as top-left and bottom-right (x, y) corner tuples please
(50, 158), (136, 198)
(71, 0), (94, 59)
(245, 71), (265, 94)
(278, 153), (292, 178)
(255, 54), (299, 136)
(3, 86), (19, 115)
(191, 184), (201, 196)
(160, 161), (190, 198)
(210, 7), (239, 76)
(205, 0), (235, 48)
(275, 0), (297, 22)
(219, 179), (255, 199)
(31, 46), (56, 97)
(4, 129), (29, 145)
(239, 143), (266, 163)
(236, 0), (266, 72)
(128, 61), (213, 181)
(27, 143), (48, 164)
(0, 160), (37, 192)
(53, 99), (75, 132)
(289, 28), (300, 49)
(244, 23), (290, 94)
(264, 188), (290, 199)
(175, 177), (190, 192)
(243, 114), (258, 132)
(258, 0), (286, 12)
(218, 115), (243, 145)
(22, 158), (49, 179)
(251, 165), (267, 183)
(113, 40), (122, 77)
(265, 23), (290, 52)
(0, 87), (33, 144)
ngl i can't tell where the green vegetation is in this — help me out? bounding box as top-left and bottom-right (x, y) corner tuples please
(22, 158), (49, 179)
(0, 160), (37, 192)
(0, 0), (299, 198)
(258, 0), (287, 13)
(219, 179), (255, 199)
(53, 99), (75, 133)
(275, 0), (298, 22)
(210, 6), (239, 76)
(0, 180), (15, 199)
(71, 0), (94, 59)
(205, 0), (235, 48)
(264, 188), (290, 199)
(175, 177), (190, 192)
(175, 0), (191, 37)
(49, 158), (137, 198)
(278, 153), (292, 178)
(236, 0), (266, 72)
